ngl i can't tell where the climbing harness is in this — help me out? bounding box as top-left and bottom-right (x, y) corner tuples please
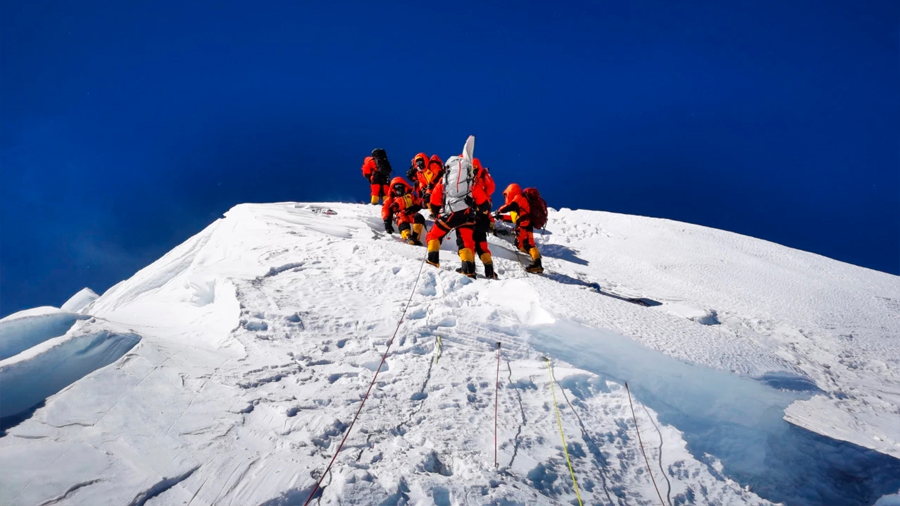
(545, 358), (584, 506)
(625, 382), (666, 506)
(303, 252), (429, 506)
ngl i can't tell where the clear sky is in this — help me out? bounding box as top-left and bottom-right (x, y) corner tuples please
(1, 0), (898, 317)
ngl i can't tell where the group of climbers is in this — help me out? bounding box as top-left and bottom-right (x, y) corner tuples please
(407, 153), (444, 210)
(360, 139), (545, 277)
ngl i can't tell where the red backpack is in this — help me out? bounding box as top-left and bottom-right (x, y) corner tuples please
(523, 188), (548, 229)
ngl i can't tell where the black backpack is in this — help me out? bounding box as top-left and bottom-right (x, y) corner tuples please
(371, 148), (392, 178)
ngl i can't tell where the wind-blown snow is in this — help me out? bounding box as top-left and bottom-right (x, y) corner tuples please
(0, 202), (897, 506)
(60, 287), (99, 313)
(0, 306), (62, 321)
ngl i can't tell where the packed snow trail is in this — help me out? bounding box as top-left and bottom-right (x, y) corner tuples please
(301, 251), (429, 505)
(1, 202), (898, 506)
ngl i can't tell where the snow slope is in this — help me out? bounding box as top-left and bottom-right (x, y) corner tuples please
(1, 202), (897, 506)
(60, 287), (99, 313)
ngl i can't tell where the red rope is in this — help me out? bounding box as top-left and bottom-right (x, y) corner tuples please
(303, 254), (428, 505)
(495, 341), (501, 468)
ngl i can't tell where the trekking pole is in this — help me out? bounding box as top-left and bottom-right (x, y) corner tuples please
(495, 341), (501, 468)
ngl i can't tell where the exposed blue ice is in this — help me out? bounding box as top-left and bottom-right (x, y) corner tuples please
(0, 330), (140, 422)
(529, 321), (900, 506)
(0, 312), (89, 360)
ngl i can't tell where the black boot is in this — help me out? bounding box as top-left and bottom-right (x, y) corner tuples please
(484, 263), (498, 280)
(458, 261), (476, 278)
(525, 258), (543, 274)
(525, 248), (543, 274)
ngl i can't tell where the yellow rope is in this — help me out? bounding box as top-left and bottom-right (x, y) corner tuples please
(546, 358), (584, 506)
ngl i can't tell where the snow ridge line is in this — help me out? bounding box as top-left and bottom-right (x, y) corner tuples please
(302, 252), (429, 506)
(37, 479), (102, 506)
(128, 466), (201, 506)
(549, 363), (617, 506)
(625, 382), (666, 506)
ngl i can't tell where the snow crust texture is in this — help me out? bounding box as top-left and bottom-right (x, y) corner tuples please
(1, 202), (898, 506)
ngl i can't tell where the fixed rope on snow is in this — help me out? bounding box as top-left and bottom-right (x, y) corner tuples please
(495, 341), (501, 468)
(434, 335), (443, 364)
(641, 402), (673, 506)
(545, 357), (584, 506)
(303, 252), (429, 506)
(548, 359), (618, 506)
(625, 382), (666, 506)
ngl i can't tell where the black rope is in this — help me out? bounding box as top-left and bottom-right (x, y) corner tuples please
(625, 382), (666, 506)
(549, 365), (618, 506)
(641, 403), (672, 506)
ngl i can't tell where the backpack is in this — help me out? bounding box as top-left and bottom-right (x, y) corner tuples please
(371, 148), (392, 178)
(441, 135), (476, 214)
(442, 155), (474, 214)
(523, 187), (548, 229)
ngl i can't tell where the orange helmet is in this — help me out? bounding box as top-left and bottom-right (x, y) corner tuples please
(390, 176), (411, 196)
(503, 183), (522, 201)
(412, 153), (428, 170)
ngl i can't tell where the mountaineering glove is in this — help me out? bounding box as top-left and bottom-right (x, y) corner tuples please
(384, 220), (394, 234)
(492, 211), (502, 219)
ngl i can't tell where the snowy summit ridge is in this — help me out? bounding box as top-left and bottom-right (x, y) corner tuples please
(1, 202), (898, 506)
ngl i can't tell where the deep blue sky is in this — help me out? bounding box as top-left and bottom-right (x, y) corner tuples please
(1, 0), (898, 317)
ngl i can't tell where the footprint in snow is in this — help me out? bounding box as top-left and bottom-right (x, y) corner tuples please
(406, 308), (427, 320)
(243, 320), (268, 331)
(362, 360), (389, 372)
(436, 316), (456, 327)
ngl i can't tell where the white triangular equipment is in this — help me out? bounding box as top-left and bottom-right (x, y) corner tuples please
(441, 135), (476, 214)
